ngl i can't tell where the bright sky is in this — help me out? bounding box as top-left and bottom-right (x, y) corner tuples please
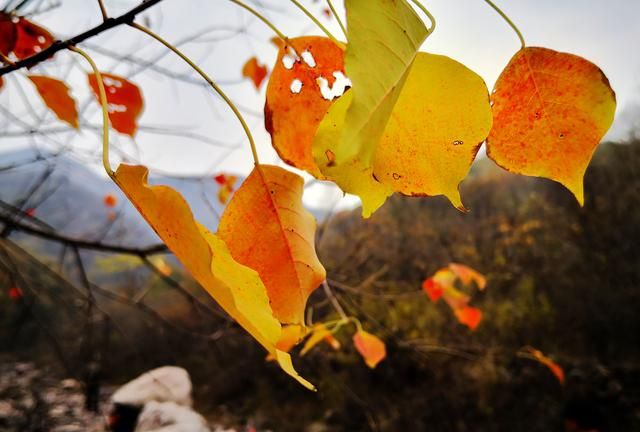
(2, 0), (639, 210)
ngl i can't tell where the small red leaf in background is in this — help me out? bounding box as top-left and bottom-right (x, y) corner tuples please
(8, 286), (23, 299)
(25, 208), (35, 217)
(13, 17), (54, 60)
(28, 75), (79, 128)
(520, 347), (565, 384)
(88, 72), (144, 137)
(322, 8), (332, 19)
(103, 194), (117, 208)
(0, 76), (4, 91)
(0, 14), (17, 58)
(454, 306), (482, 330)
(242, 57), (268, 89)
(422, 278), (443, 302)
(353, 330), (386, 369)
(214, 173), (238, 204)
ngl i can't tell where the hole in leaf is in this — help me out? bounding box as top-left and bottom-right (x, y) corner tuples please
(452, 140), (464, 146)
(316, 71), (351, 101)
(301, 50), (316, 68)
(290, 79), (303, 94)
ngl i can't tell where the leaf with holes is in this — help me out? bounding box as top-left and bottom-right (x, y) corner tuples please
(373, 53), (492, 210)
(265, 36), (345, 177)
(353, 330), (386, 369)
(313, 0), (429, 217)
(13, 17), (54, 60)
(28, 75), (78, 128)
(218, 165), (326, 326)
(113, 164), (314, 390)
(242, 56), (268, 89)
(487, 47), (616, 205)
(88, 72), (144, 137)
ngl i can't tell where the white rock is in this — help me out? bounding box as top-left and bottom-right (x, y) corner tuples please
(111, 367), (192, 407)
(134, 401), (210, 432)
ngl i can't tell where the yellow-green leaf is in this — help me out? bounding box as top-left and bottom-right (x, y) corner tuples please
(373, 53), (492, 210)
(313, 0), (429, 217)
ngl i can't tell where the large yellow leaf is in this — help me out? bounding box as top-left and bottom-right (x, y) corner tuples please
(373, 53), (492, 210)
(487, 47), (616, 205)
(265, 37), (345, 177)
(218, 165), (326, 326)
(313, 0), (429, 217)
(113, 164), (314, 390)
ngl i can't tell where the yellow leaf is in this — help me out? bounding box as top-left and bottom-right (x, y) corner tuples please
(313, 0), (429, 217)
(218, 165), (326, 326)
(113, 164), (314, 390)
(373, 53), (493, 210)
(300, 323), (341, 356)
(487, 47), (616, 205)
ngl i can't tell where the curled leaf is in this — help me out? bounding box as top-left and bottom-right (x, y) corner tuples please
(28, 75), (78, 128)
(313, 0), (429, 217)
(113, 164), (314, 390)
(353, 330), (386, 369)
(487, 47), (616, 205)
(242, 56), (268, 89)
(88, 72), (144, 137)
(265, 36), (345, 176)
(373, 53), (492, 210)
(218, 165), (326, 326)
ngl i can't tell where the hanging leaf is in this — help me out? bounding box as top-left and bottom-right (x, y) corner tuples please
(88, 72), (144, 137)
(265, 36), (345, 177)
(242, 56), (268, 89)
(353, 330), (386, 369)
(113, 164), (314, 390)
(520, 347), (565, 384)
(313, 0), (429, 217)
(300, 323), (341, 356)
(487, 47), (616, 205)
(373, 53), (492, 210)
(13, 17), (54, 60)
(28, 75), (79, 128)
(218, 165), (326, 326)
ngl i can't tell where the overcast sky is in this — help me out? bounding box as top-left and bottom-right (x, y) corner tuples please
(2, 0), (639, 209)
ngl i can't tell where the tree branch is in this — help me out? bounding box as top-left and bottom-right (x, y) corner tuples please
(0, 0), (164, 77)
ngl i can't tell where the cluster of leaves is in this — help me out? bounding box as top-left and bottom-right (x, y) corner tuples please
(0, 0), (617, 389)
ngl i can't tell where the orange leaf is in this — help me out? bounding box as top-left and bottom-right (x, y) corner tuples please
(454, 306), (482, 330)
(521, 347), (565, 384)
(270, 36), (285, 50)
(216, 175), (238, 205)
(448, 263), (486, 290)
(12, 17), (54, 60)
(218, 165), (326, 326)
(242, 57), (268, 89)
(88, 72), (144, 137)
(113, 164), (314, 390)
(103, 194), (117, 208)
(28, 75), (78, 128)
(353, 330), (386, 369)
(487, 47), (616, 205)
(422, 278), (443, 302)
(265, 36), (345, 176)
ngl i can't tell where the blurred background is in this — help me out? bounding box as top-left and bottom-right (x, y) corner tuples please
(1, 0), (639, 431)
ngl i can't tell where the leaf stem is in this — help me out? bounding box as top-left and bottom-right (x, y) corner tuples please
(289, 0), (340, 44)
(409, 0), (436, 34)
(96, 0), (108, 21)
(322, 280), (348, 320)
(130, 22), (260, 165)
(69, 46), (114, 179)
(325, 0), (347, 39)
(483, 0), (525, 49)
(227, 0), (288, 41)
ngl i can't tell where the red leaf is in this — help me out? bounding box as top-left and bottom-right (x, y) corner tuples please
(13, 17), (54, 60)
(8, 286), (23, 299)
(422, 278), (443, 302)
(213, 174), (228, 185)
(88, 72), (144, 137)
(103, 194), (117, 208)
(0, 13), (16, 58)
(454, 306), (482, 330)
(242, 57), (268, 89)
(28, 75), (79, 128)
(25, 208), (35, 217)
